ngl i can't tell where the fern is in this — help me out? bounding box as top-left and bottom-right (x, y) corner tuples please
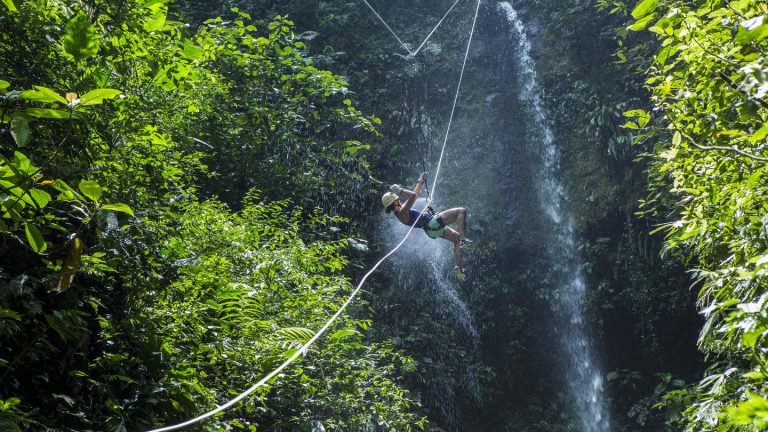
(275, 327), (314, 349)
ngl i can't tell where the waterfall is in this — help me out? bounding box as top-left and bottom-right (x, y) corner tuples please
(498, 2), (611, 431)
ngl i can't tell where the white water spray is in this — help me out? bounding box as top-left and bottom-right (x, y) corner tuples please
(499, 3), (610, 431)
(378, 197), (480, 430)
(380, 198), (479, 342)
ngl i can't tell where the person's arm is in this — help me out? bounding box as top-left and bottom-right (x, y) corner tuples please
(398, 172), (427, 213)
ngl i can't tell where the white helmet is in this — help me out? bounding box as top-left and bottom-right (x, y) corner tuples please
(381, 192), (399, 211)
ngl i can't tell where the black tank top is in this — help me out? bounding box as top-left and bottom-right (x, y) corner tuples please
(404, 209), (431, 228)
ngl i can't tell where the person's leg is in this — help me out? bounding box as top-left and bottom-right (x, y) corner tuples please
(441, 227), (462, 269)
(437, 207), (467, 238)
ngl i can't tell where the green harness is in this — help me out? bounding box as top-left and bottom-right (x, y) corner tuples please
(423, 206), (446, 239)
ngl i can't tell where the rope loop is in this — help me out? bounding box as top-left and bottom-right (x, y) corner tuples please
(361, 0), (464, 57)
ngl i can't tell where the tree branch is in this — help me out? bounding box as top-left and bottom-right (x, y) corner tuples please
(673, 127), (768, 162)
(716, 70), (768, 110)
(683, 21), (738, 66)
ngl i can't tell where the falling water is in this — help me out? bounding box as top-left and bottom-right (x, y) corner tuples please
(498, 2), (610, 431)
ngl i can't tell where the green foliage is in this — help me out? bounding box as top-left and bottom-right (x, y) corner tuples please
(77, 88), (122, 106)
(621, 0), (768, 429)
(22, 222), (44, 253)
(720, 393), (768, 429)
(143, 1), (168, 32)
(2, 0), (19, 13)
(185, 13), (379, 212)
(0, 0), (420, 430)
(61, 11), (100, 63)
(128, 197), (427, 430)
(78, 179), (102, 202)
(9, 118), (29, 147)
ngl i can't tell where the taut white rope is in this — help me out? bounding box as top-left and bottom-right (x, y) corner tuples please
(361, 0), (464, 57)
(146, 219), (425, 432)
(360, 0), (414, 54)
(429, 0), (481, 198)
(144, 1), (481, 430)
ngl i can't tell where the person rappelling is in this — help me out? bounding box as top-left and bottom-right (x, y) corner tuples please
(381, 172), (472, 280)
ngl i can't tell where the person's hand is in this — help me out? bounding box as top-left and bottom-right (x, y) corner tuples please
(418, 172), (427, 182)
(390, 184), (403, 194)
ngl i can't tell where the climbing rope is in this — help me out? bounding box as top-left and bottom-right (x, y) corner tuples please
(421, 153), (432, 200)
(429, 0), (481, 199)
(145, 223), (423, 432)
(360, 0), (413, 54)
(144, 1), (480, 430)
(361, 0), (463, 57)
(410, 0), (464, 56)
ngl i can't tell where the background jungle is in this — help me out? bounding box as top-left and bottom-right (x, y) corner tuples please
(2, 0), (767, 431)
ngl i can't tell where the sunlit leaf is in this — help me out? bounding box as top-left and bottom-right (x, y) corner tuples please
(11, 151), (34, 174)
(1, 0), (19, 12)
(25, 108), (83, 120)
(102, 203), (135, 217)
(20, 86), (67, 104)
(629, 13), (656, 31)
(28, 189), (51, 208)
(78, 88), (122, 106)
(329, 329), (358, 342)
(61, 12), (100, 62)
(724, 393), (768, 428)
(24, 223), (46, 253)
(631, 0), (658, 19)
(143, 3), (168, 32)
(52, 179), (76, 200)
(672, 131), (682, 146)
(649, 17), (672, 35)
(182, 41), (202, 60)
(79, 180), (103, 202)
(735, 16), (768, 44)
(10, 117), (30, 147)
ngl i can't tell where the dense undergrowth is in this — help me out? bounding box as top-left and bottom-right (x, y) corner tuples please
(0, 1), (427, 430)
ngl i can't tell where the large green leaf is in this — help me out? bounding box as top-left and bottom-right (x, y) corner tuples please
(78, 180), (103, 202)
(29, 189), (51, 209)
(78, 88), (122, 106)
(24, 223), (46, 253)
(143, 3), (168, 32)
(102, 203), (134, 217)
(182, 41), (203, 60)
(61, 12), (100, 62)
(25, 108), (83, 120)
(52, 179), (76, 200)
(20, 86), (67, 104)
(0, 80), (9, 91)
(11, 151), (34, 175)
(1, 0), (19, 12)
(750, 123), (768, 143)
(10, 117), (30, 147)
(329, 329), (358, 342)
(629, 13), (656, 31)
(631, 0), (658, 19)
